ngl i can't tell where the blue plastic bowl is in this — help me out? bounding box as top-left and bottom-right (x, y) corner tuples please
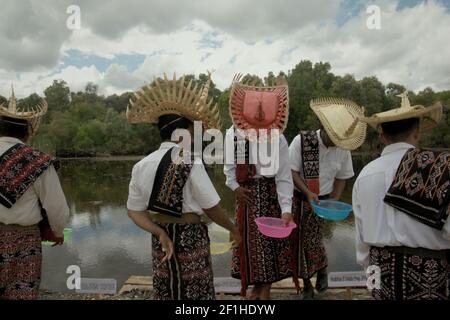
(310, 200), (352, 221)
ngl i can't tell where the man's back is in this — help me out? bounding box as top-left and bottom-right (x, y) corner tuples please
(353, 142), (450, 266)
(0, 136), (69, 235)
(127, 142), (220, 215)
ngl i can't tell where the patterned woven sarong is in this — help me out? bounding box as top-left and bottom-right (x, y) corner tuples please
(384, 148), (450, 230)
(291, 131), (327, 280)
(231, 177), (293, 296)
(0, 224), (42, 300)
(152, 222), (215, 300)
(369, 246), (450, 300)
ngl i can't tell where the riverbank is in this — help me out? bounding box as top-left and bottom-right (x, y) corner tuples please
(39, 276), (373, 300)
(60, 155), (145, 161)
(38, 288), (373, 300)
(59, 152), (381, 161)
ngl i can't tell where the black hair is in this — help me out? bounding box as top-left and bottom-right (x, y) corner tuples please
(381, 118), (420, 142)
(157, 114), (193, 141)
(0, 116), (29, 140)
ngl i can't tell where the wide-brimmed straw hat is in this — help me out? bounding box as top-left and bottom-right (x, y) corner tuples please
(229, 74), (289, 139)
(360, 91), (442, 132)
(0, 85), (48, 135)
(126, 72), (221, 130)
(310, 98), (367, 150)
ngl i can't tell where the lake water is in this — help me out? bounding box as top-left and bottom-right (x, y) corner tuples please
(41, 156), (374, 292)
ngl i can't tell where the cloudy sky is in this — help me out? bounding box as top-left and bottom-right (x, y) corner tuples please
(1, 0), (449, 98)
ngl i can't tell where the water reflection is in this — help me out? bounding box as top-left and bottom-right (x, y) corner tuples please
(41, 155), (375, 292)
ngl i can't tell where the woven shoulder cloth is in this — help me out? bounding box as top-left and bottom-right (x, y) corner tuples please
(300, 131), (320, 194)
(148, 146), (193, 217)
(0, 143), (58, 209)
(384, 148), (450, 230)
(234, 130), (256, 184)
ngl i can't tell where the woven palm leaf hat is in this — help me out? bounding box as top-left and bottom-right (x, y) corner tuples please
(229, 74), (289, 141)
(126, 72), (221, 129)
(0, 85), (48, 136)
(360, 91), (442, 132)
(310, 98), (367, 150)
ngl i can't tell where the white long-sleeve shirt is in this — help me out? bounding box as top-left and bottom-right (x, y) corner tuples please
(289, 130), (354, 196)
(223, 127), (293, 214)
(353, 142), (450, 268)
(0, 136), (69, 236)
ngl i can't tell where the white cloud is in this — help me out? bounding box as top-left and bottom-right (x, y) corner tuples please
(75, 0), (340, 40)
(0, 0), (71, 71)
(1, 0), (449, 99)
(101, 63), (143, 94)
(0, 65), (102, 98)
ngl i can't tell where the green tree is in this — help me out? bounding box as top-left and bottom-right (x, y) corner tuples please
(415, 89), (450, 148)
(29, 64), (449, 156)
(358, 76), (388, 149)
(264, 71), (276, 86)
(17, 93), (44, 110)
(198, 73), (221, 101)
(386, 83), (407, 108)
(414, 87), (435, 106)
(73, 127), (95, 154)
(285, 60), (335, 140)
(241, 74), (264, 86)
(330, 74), (362, 102)
(386, 82), (406, 96)
(218, 89), (232, 130)
(104, 92), (133, 113)
(312, 62), (334, 97)
(44, 80), (71, 116)
(41, 111), (77, 155)
(73, 120), (106, 154)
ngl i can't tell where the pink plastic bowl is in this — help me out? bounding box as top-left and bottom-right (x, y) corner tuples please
(255, 217), (297, 238)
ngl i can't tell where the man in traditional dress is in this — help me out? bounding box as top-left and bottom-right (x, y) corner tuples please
(289, 98), (366, 299)
(126, 74), (240, 300)
(0, 87), (69, 300)
(223, 75), (294, 300)
(354, 92), (450, 300)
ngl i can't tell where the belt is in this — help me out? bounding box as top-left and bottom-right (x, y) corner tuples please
(151, 212), (202, 225)
(386, 246), (448, 260)
(318, 194), (330, 200)
(0, 222), (38, 230)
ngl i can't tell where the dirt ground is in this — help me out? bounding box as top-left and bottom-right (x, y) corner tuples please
(38, 288), (373, 300)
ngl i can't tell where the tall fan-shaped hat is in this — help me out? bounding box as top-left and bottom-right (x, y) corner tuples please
(0, 85), (48, 135)
(229, 74), (289, 137)
(126, 72), (221, 130)
(360, 91), (442, 132)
